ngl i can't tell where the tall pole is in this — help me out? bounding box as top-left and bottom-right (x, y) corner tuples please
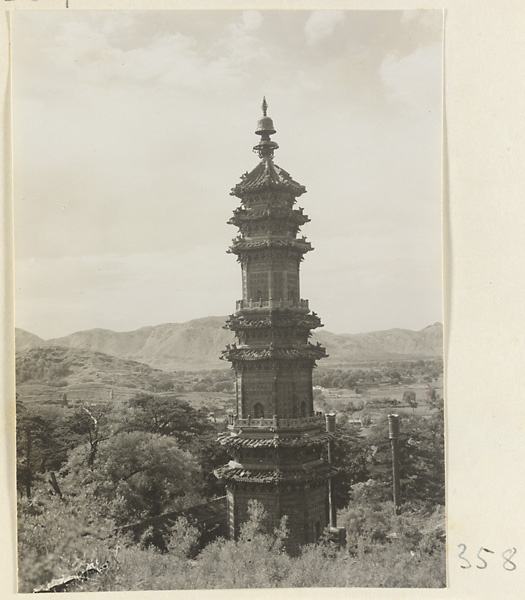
(325, 413), (337, 528)
(388, 414), (401, 514)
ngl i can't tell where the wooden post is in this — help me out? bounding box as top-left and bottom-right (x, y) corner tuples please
(325, 413), (337, 527)
(388, 414), (401, 514)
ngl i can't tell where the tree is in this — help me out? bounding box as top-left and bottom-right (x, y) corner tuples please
(428, 391), (444, 412)
(155, 377), (175, 392)
(345, 401), (357, 416)
(403, 390), (418, 414)
(62, 431), (203, 524)
(387, 370), (402, 384)
(188, 426), (230, 499)
(210, 380), (234, 393)
(313, 390), (329, 413)
(125, 394), (209, 450)
(66, 403), (114, 470)
(16, 399), (73, 497)
(330, 423), (371, 508)
(366, 411), (445, 506)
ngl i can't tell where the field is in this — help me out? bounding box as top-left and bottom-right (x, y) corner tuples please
(322, 374), (443, 419)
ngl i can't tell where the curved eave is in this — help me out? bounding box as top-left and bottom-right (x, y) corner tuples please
(228, 210), (310, 227)
(220, 344), (327, 362)
(225, 315), (323, 331)
(214, 464), (335, 485)
(227, 239), (313, 255)
(217, 431), (334, 449)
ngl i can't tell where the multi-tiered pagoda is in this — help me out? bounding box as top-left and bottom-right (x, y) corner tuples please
(215, 99), (339, 554)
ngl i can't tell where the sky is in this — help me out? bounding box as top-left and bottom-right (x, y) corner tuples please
(12, 10), (443, 339)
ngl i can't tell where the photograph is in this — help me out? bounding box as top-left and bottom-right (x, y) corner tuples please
(11, 9), (444, 592)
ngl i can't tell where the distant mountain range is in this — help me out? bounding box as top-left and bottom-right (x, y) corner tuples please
(15, 318), (443, 371)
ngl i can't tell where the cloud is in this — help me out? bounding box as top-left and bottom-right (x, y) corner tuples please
(304, 11), (345, 46)
(16, 12), (270, 102)
(379, 42), (442, 113)
(242, 10), (263, 31)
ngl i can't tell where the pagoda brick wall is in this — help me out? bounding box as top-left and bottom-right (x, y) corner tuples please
(239, 369), (273, 416)
(236, 365), (313, 419)
(226, 482), (329, 555)
(243, 257), (300, 302)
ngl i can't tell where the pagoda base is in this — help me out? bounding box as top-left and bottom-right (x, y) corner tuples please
(224, 478), (330, 555)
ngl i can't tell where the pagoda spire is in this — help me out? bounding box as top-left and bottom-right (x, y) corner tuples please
(253, 97), (279, 159)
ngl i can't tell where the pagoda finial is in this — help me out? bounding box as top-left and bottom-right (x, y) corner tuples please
(254, 97), (279, 159)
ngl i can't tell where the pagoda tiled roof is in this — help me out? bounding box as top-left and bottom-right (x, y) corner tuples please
(228, 207), (310, 226)
(221, 343), (327, 362)
(217, 431), (333, 449)
(231, 158), (306, 198)
(214, 463), (335, 484)
(228, 237), (312, 255)
(225, 313), (323, 330)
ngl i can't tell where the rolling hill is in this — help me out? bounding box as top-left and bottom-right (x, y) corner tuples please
(15, 345), (171, 406)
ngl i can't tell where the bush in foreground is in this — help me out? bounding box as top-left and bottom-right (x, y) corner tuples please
(37, 499), (446, 592)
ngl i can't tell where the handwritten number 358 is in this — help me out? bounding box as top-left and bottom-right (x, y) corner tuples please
(458, 544), (516, 570)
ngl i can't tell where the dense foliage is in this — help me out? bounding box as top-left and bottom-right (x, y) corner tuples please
(19, 499), (444, 592)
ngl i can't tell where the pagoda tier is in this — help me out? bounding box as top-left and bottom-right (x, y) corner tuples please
(216, 98), (332, 554)
(226, 311), (322, 330)
(222, 344), (326, 363)
(224, 311), (324, 348)
(214, 464), (336, 486)
(228, 237), (313, 257)
(231, 159), (306, 198)
(228, 206), (310, 229)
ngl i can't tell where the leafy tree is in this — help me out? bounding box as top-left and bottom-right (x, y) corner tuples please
(209, 380), (234, 393)
(428, 392), (444, 412)
(360, 413), (372, 427)
(313, 390), (329, 413)
(366, 411), (445, 506)
(155, 377), (175, 392)
(330, 423), (371, 508)
(16, 399), (74, 497)
(387, 370), (402, 384)
(125, 394), (209, 450)
(337, 489), (445, 560)
(403, 390), (418, 413)
(62, 431), (203, 524)
(188, 426), (230, 498)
